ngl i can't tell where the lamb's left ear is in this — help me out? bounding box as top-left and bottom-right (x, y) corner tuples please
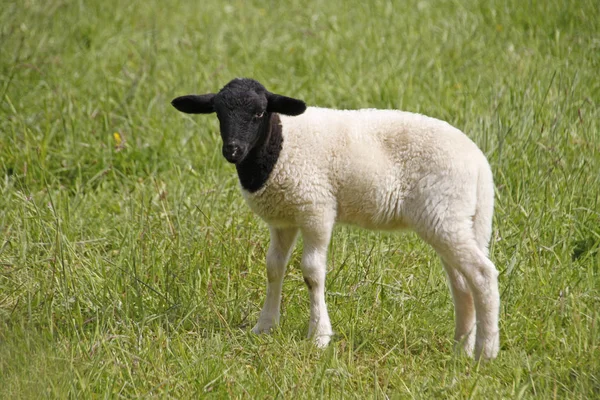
(171, 94), (216, 114)
(267, 93), (307, 116)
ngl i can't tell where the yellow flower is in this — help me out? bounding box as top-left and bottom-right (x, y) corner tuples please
(113, 132), (122, 146)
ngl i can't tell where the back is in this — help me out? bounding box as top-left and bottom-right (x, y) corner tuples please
(280, 108), (485, 229)
(247, 107), (484, 229)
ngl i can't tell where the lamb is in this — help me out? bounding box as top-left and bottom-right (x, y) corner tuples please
(171, 78), (500, 360)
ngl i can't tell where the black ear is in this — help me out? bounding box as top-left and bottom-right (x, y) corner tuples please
(171, 94), (216, 114)
(267, 93), (307, 116)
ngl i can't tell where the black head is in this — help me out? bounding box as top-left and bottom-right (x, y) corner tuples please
(172, 78), (306, 164)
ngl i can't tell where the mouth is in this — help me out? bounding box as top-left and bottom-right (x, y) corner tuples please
(223, 149), (246, 164)
(224, 154), (241, 164)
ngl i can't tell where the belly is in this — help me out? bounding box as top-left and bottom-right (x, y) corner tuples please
(335, 180), (409, 230)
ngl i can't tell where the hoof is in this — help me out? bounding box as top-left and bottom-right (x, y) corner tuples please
(475, 332), (500, 360)
(313, 333), (332, 348)
(251, 321), (276, 335)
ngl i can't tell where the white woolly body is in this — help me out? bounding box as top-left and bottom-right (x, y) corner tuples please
(243, 107), (499, 360)
(243, 107), (492, 242)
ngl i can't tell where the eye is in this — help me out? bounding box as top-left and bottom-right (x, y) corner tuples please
(254, 111), (265, 119)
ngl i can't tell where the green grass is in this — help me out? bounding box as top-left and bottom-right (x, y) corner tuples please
(1, 0), (599, 397)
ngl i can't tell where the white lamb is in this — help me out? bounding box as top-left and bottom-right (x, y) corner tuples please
(172, 78), (500, 360)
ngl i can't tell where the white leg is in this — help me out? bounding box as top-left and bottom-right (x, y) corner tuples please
(440, 243), (500, 360)
(252, 226), (298, 334)
(442, 260), (476, 357)
(300, 224), (334, 348)
(468, 252), (500, 360)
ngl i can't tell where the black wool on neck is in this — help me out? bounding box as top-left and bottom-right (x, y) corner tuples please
(236, 113), (283, 192)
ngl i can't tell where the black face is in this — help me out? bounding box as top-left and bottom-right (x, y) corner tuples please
(171, 78), (306, 164)
(212, 81), (269, 163)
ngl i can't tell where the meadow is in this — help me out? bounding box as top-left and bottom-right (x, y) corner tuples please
(1, 0), (599, 397)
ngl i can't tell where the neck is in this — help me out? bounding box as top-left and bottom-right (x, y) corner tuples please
(235, 113), (283, 193)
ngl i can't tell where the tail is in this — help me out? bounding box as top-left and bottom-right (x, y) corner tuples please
(473, 163), (495, 256)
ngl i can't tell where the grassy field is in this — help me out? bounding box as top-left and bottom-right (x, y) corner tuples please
(1, 0), (599, 397)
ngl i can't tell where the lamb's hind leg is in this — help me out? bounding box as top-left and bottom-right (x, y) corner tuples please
(442, 260), (476, 357)
(252, 226), (298, 334)
(435, 235), (500, 360)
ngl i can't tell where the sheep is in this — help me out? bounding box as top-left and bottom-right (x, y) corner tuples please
(171, 78), (500, 360)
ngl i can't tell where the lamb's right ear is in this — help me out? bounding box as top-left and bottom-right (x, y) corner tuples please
(171, 94), (216, 114)
(267, 93), (307, 116)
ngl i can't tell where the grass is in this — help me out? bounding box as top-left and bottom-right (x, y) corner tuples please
(1, 0), (599, 397)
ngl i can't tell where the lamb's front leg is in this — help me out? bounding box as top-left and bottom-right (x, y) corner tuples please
(300, 224), (334, 348)
(252, 226), (298, 334)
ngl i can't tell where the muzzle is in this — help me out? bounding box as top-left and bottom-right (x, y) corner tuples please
(222, 142), (246, 164)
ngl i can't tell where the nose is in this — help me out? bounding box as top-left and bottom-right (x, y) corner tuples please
(223, 143), (243, 163)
